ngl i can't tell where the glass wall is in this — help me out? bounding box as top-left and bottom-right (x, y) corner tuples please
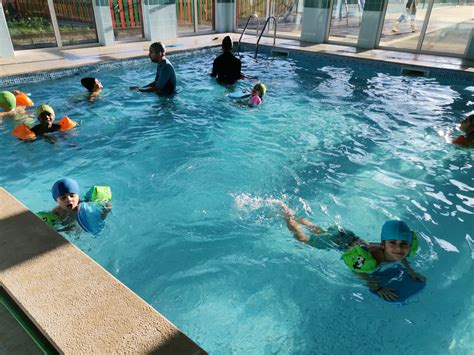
(177, 0), (194, 34)
(271, 0), (303, 38)
(327, 0), (365, 45)
(3, 0), (57, 50)
(110, 0), (143, 41)
(421, 0), (474, 55)
(379, 0), (430, 50)
(236, 0), (266, 33)
(177, 0), (214, 35)
(197, 0), (214, 32)
(53, 0), (98, 46)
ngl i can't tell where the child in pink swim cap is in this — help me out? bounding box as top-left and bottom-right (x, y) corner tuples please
(248, 83), (266, 107)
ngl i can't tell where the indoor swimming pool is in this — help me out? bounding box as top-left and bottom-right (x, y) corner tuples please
(1, 48), (473, 354)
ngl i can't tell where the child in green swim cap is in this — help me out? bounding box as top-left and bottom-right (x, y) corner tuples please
(0, 91), (17, 117)
(282, 204), (426, 301)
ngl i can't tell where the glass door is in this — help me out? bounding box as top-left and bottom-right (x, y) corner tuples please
(177, 0), (214, 35)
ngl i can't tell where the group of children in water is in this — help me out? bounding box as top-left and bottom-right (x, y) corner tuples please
(1, 39), (472, 302)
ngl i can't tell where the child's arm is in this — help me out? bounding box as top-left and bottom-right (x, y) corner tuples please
(401, 259), (427, 281)
(355, 272), (399, 301)
(295, 218), (323, 234)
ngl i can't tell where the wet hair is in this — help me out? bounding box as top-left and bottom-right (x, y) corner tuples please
(467, 113), (474, 124)
(150, 42), (166, 55)
(222, 36), (232, 51)
(81, 77), (96, 92)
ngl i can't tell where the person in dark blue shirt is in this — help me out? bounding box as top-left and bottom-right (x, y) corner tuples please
(129, 42), (176, 96)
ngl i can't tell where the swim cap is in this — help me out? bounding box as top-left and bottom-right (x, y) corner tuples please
(150, 42), (166, 54)
(36, 104), (55, 118)
(381, 220), (412, 244)
(81, 77), (96, 92)
(0, 91), (17, 111)
(222, 36), (232, 50)
(52, 178), (80, 201)
(254, 83), (267, 97)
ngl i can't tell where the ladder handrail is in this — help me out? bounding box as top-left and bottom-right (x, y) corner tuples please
(238, 14), (259, 55)
(255, 16), (277, 59)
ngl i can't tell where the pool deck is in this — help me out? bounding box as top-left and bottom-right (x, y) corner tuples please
(0, 33), (473, 80)
(0, 188), (206, 354)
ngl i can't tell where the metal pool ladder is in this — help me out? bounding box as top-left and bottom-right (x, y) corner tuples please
(238, 14), (259, 55)
(255, 16), (277, 59)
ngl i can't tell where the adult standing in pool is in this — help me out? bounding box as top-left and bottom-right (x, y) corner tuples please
(210, 36), (242, 84)
(129, 42), (176, 96)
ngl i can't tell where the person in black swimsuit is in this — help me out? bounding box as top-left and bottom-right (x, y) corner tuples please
(210, 36), (242, 84)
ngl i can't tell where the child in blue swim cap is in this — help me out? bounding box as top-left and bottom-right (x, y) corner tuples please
(49, 178), (112, 234)
(283, 205), (426, 301)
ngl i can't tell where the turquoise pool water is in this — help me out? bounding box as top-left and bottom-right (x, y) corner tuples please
(1, 49), (473, 354)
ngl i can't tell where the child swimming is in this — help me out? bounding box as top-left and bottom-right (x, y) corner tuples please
(49, 178), (112, 235)
(81, 77), (103, 101)
(283, 205), (426, 301)
(248, 83), (266, 107)
(452, 113), (474, 148)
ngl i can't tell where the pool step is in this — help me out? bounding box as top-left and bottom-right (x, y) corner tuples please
(271, 50), (289, 57)
(401, 67), (430, 77)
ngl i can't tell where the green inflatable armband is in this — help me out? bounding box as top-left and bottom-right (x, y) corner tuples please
(342, 245), (378, 273)
(408, 231), (419, 258)
(36, 211), (60, 227)
(84, 186), (112, 205)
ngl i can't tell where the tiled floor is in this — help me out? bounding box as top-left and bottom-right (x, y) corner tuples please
(0, 33), (472, 79)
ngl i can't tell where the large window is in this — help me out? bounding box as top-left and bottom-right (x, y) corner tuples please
(53, 0), (98, 46)
(271, 0), (303, 38)
(328, 0), (365, 45)
(3, 0), (58, 50)
(421, 0), (474, 55)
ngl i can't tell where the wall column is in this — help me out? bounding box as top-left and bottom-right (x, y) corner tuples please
(465, 28), (474, 60)
(142, 0), (177, 41)
(357, 0), (386, 49)
(0, 2), (14, 57)
(215, 0), (235, 33)
(300, 0), (331, 43)
(93, 0), (115, 46)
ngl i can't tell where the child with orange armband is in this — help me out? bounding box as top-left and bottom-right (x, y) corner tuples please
(12, 104), (77, 142)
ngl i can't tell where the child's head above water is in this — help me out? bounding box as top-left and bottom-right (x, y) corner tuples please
(36, 104), (55, 127)
(252, 83), (267, 98)
(81, 77), (103, 93)
(381, 220), (413, 261)
(52, 178), (80, 211)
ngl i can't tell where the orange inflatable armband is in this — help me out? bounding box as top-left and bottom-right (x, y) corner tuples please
(58, 116), (77, 131)
(12, 124), (36, 140)
(15, 92), (34, 107)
